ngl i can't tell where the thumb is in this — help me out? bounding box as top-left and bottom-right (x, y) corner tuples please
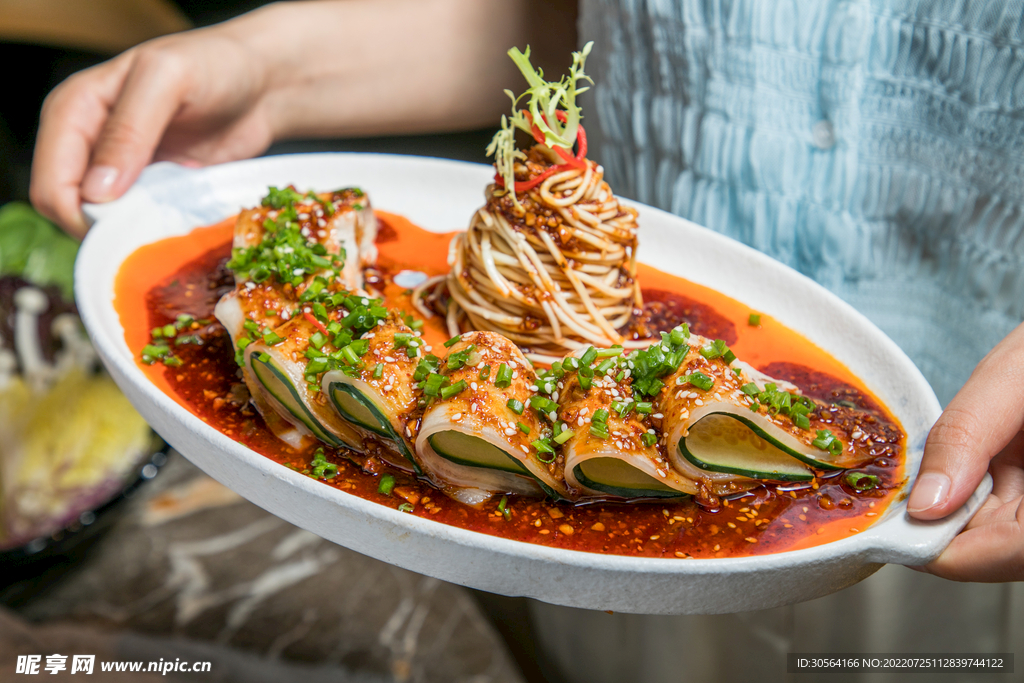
(908, 323), (1024, 520)
(81, 46), (189, 204)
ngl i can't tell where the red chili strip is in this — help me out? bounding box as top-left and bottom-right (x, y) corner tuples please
(304, 311), (330, 337)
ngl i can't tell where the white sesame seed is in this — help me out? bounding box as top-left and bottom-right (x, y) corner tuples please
(653, 413), (664, 419)
(512, 370), (519, 379)
(471, 403), (478, 413)
(424, 345), (432, 352)
(318, 218), (326, 227)
(298, 213), (310, 220)
(384, 384), (393, 391)
(471, 382), (478, 391)
(529, 385), (539, 392)
(452, 413), (462, 421)
(695, 399), (704, 406)
(384, 356), (396, 363)
(520, 445), (530, 454)
(577, 417), (585, 427)
(548, 411), (557, 421)
(303, 307), (312, 313)
(580, 407), (589, 416)
(505, 428), (516, 436)
(552, 391), (559, 401)
(317, 230), (327, 238)
(657, 469), (667, 478)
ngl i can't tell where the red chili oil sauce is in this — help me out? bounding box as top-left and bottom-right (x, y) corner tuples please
(114, 211), (906, 559)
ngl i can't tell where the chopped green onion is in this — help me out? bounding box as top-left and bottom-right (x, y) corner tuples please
(793, 413), (811, 430)
(393, 332), (414, 349)
(440, 379), (468, 399)
(443, 335), (462, 348)
(517, 421), (531, 434)
(413, 355), (441, 381)
(263, 329), (285, 345)
(533, 443), (556, 464)
(580, 347), (598, 366)
(507, 398), (525, 415)
(613, 400), (635, 419)
(478, 364), (492, 380)
(641, 432), (658, 447)
(497, 495), (512, 521)
(446, 345), (476, 370)
(635, 401), (653, 414)
(423, 373), (446, 396)
(748, 313), (761, 326)
(398, 503), (415, 513)
(578, 374), (593, 390)
(529, 395), (559, 415)
(592, 408), (609, 424)
(161, 324), (176, 338)
(699, 339), (731, 361)
(596, 357), (616, 375)
(669, 325), (690, 345)
(340, 345), (362, 366)
(812, 429), (843, 455)
(373, 363), (384, 379)
(589, 424), (610, 439)
(141, 344), (171, 358)
(494, 363), (513, 388)
(595, 346), (623, 358)
(378, 474), (396, 495)
(740, 382), (760, 396)
(684, 372), (714, 391)
(532, 438), (555, 454)
(845, 472), (880, 491)
(553, 428), (574, 445)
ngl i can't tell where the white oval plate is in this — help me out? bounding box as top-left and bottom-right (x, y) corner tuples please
(76, 154), (989, 615)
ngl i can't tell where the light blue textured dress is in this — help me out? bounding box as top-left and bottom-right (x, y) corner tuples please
(582, 0), (1024, 407)
(527, 3), (1024, 682)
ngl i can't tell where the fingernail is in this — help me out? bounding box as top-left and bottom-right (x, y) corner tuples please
(907, 472), (950, 512)
(81, 165), (120, 202)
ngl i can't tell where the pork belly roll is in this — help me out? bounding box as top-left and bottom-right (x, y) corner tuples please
(243, 315), (364, 452)
(415, 331), (570, 506)
(658, 334), (868, 485)
(557, 361), (694, 500)
(231, 186), (377, 293)
(214, 186), (381, 449)
(320, 314), (422, 471)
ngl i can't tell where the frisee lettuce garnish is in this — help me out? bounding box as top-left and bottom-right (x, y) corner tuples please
(486, 42), (594, 205)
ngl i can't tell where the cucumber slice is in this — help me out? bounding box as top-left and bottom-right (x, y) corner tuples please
(327, 381), (415, 464)
(679, 413), (813, 481)
(249, 354), (341, 447)
(329, 382), (391, 436)
(428, 431), (531, 475)
(573, 459), (686, 499)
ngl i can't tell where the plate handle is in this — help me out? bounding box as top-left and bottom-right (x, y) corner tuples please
(861, 473), (992, 566)
(82, 162), (200, 228)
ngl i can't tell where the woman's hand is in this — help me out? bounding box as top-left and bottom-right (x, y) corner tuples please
(908, 322), (1024, 581)
(31, 12), (277, 237)
(31, 0), (577, 237)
